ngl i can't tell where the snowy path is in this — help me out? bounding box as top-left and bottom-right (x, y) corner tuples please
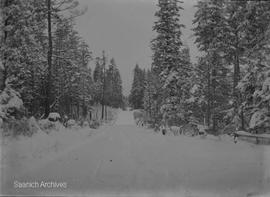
(115, 109), (135, 125)
(1, 110), (270, 197)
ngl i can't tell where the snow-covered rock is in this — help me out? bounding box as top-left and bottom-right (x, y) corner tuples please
(197, 124), (208, 135)
(48, 112), (61, 122)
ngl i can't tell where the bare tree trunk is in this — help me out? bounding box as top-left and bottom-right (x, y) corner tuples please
(0, 0), (13, 91)
(212, 68), (217, 133)
(30, 64), (35, 115)
(105, 105), (107, 121)
(77, 103), (80, 120)
(1, 68), (7, 91)
(45, 0), (53, 118)
(233, 42), (244, 130)
(206, 62), (211, 127)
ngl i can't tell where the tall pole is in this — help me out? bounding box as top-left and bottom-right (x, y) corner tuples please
(101, 51), (106, 120)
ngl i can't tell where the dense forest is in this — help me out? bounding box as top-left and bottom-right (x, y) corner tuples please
(1, 0), (270, 136)
(129, 0), (270, 134)
(0, 0), (124, 133)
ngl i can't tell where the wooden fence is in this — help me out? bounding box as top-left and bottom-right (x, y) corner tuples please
(236, 131), (270, 145)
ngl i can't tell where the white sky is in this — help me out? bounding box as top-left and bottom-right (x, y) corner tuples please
(76, 0), (199, 95)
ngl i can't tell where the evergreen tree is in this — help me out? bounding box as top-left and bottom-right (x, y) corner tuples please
(50, 18), (93, 119)
(143, 69), (163, 125)
(0, 0), (47, 116)
(129, 64), (145, 109)
(151, 0), (190, 124)
(0, 0), (93, 120)
(105, 58), (123, 108)
(237, 1), (270, 133)
(193, 0), (270, 133)
(93, 57), (103, 83)
(193, 0), (231, 132)
(187, 57), (208, 124)
(113, 66), (123, 108)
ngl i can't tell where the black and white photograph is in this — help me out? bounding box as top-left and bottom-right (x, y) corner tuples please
(0, 0), (270, 196)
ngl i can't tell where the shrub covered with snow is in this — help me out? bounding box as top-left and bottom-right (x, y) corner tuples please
(89, 119), (101, 129)
(66, 119), (76, 128)
(28, 116), (41, 134)
(248, 71), (270, 132)
(180, 124), (199, 136)
(82, 121), (89, 128)
(169, 126), (181, 136)
(38, 119), (63, 134)
(2, 118), (31, 137)
(0, 86), (24, 121)
(0, 86), (27, 136)
(249, 110), (270, 133)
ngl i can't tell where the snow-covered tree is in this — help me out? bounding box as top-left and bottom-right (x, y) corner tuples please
(193, 0), (232, 133)
(151, 0), (192, 124)
(51, 19), (94, 119)
(237, 1), (270, 133)
(0, 0), (94, 120)
(105, 58), (123, 108)
(193, 0), (270, 133)
(143, 69), (163, 125)
(0, 0), (48, 116)
(129, 64), (145, 109)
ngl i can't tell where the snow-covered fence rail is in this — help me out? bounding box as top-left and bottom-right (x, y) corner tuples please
(236, 131), (270, 145)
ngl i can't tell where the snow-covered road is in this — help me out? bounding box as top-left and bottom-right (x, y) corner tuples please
(115, 109), (135, 125)
(1, 110), (270, 197)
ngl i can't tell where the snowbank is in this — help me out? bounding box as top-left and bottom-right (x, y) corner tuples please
(263, 146), (270, 194)
(1, 126), (95, 173)
(1, 110), (269, 196)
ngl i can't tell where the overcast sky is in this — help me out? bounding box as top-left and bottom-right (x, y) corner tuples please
(76, 0), (199, 95)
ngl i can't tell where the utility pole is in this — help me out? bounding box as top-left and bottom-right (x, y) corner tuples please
(101, 51), (106, 120)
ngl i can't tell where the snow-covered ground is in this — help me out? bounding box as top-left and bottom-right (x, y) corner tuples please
(115, 109), (136, 125)
(1, 110), (270, 197)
